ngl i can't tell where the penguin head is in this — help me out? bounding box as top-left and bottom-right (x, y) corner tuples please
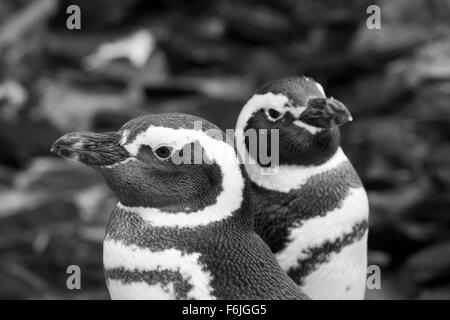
(236, 76), (352, 166)
(52, 113), (248, 222)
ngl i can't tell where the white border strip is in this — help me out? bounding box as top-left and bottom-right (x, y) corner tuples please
(104, 239), (215, 299)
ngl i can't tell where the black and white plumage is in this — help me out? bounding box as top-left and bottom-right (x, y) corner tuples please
(52, 113), (309, 300)
(235, 77), (369, 300)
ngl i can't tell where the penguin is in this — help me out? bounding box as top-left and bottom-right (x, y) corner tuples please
(235, 77), (369, 300)
(51, 113), (309, 300)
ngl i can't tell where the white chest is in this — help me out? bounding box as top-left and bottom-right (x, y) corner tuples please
(300, 232), (368, 300)
(103, 239), (216, 300)
(276, 187), (369, 300)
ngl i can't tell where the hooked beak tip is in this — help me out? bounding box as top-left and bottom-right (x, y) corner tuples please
(301, 96), (352, 128)
(51, 135), (82, 161)
(51, 131), (128, 165)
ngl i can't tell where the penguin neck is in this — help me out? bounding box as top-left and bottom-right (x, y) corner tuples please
(284, 128), (341, 166)
(237, 126), (345, 193)
(106, 190), (254, 250)
(101, 150), (251, 228)
(100, 160), (225, 213)
(112, 170), (254, 231)
(245, 146), (348, 194)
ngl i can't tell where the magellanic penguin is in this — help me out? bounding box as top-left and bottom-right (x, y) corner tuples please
(235, 77), (369, 300)
(51, 113), (309, 300)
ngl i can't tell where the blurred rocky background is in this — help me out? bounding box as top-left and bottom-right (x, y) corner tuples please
(0, 0), (449, 299)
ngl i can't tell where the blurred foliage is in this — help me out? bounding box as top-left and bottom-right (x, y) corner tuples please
(0, 0), (449, 299)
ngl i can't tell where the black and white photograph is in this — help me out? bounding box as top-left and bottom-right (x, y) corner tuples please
(0, 0), (449, 302)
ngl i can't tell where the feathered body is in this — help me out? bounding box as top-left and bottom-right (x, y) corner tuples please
(236, 77), (369, 299)
(53, 113), (308, 300)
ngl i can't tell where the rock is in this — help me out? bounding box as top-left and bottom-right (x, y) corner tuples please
(73, 184), (114, 223)
(412, 82), (450, 140)
(388, 39), (450, 89)
(0, 189), (48, 219)
(0, 157), (111, 224)
(163, 34), (233, 69)
(46, 31), (115, 66)
(351, 0), (450, 55)
(15, 158), (103, 193)
(0, 80), (28, 120)
(84, 29), (156, 69)
(368, 178), (431, 220)
(0, 198), (79, 231)
(91, 110), (136, 132)
(402, 242), (450, 286)
(13, 157), (113, 222)
(242, 49), (293, 85)
(368, 221), (437, 265)
(142, 75), (253, 102)
(0, 165), (16, 189)
(288, 0), (372, 27)
(38, 232), (104, 287)
(368, 250), (391, 269)
(218, 2), (293, 43)
(35, 76), (140, 132)
(333, 72), (410, 117)
(0, 264), (46, 299)
(343, 117), (428, 187)
(142, 95), (243, 131)
(51, 0), (140, 30)
(410, 195), (450, 226)
(426, 145), (450, 190)
(0, 118), (61, 167)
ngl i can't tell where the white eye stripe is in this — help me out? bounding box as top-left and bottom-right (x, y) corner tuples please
(316, 82), (326, 97)
(120, 129), (130, 146)
(136, 141), (205, 160)
(263, 102), (309, 119)
(293, 120), (324, 134)
(288, 106), (307, 117)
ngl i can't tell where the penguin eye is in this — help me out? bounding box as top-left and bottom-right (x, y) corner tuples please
(266, 108), (282, 121)
(154, 146), (173, 159)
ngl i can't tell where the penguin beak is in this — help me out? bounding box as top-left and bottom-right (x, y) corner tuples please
(51, 131), (130, 166)
(298, 97), (352, 128)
